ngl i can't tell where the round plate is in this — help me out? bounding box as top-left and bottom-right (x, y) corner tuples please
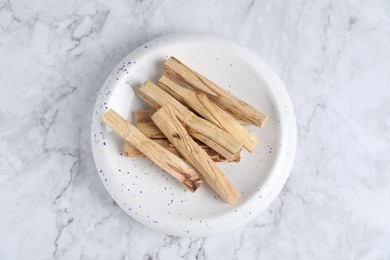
(91, 33), (296, 237)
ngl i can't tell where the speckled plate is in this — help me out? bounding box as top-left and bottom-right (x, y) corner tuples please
(91, 33), (296, 237)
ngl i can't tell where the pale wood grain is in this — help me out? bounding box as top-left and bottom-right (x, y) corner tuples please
(138, 81), (242, 160)
(134, 110), (155, 123)
(101, 109), (202, 192)
(152, 105), (239, 204)
(134, 107), (249, 139)
(136, 121), (165, 139)
(123, 140), (241, 162)
(159, 75), (259, 152)
(134, 110), (165, 138)
(164, 57), (268, 127)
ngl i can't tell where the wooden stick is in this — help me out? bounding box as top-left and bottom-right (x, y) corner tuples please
(101, 109), (202, 192)
(136, 106), (248, 126)
(123, 140), (241, 162)
(134, 110), (165, 138)
(134, 109), (249, 138)
(136, 122), (166, 139)
(152, 105), (239, 204)
(159, 75), (259, 151)
(230, 114), (250, 126)
(131, 110), (242, 161)
(134, 110), (155, 123)
(159, 75), (218, 125)
(164, 56), (268, 127)
(139, 81), (242, 160)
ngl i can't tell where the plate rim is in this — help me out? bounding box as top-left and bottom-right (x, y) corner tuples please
(91, 33), (297, 236)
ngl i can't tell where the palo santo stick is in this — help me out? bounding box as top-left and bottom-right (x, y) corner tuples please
(228, 113), (250, 126)
(159, 75), (259, 151)
(101, 109), (202, 192)
(164, 56), (268, 127)
(134, 110), (155, 123)
(139, 81), (242, 160)
(136, 122), (165, 139)
(134, 111), (247, 144)
(159, 75), (218, 126)
(123, 140), (241, 162)
(152, 105), (239, 204)
(134, 110), (165, 138)
(134, 109), (249, 139)
(123, 140), (176, 157)
(136, 107), (248, 126)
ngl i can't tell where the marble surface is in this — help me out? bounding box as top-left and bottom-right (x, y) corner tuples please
(0, 0), (389, 259)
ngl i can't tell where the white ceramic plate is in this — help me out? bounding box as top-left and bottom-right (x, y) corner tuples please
(91, 33), (296, 237)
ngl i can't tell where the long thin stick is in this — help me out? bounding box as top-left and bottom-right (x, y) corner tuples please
(123, 140), (241, 162)
(101, 109), (202, 192)
(152, 105), (239, 204)
(134, 110), (155, 123)
(164, 56), (268, 127)
(134, 110), (166, 138)
(136, 121), (166, 139)
(134, 109), (249, 140)
(139, 81), (242, 160)
(159, 75), (259, 152)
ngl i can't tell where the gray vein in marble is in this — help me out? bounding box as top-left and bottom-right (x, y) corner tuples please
(304, 100), (326, 133)
(66, 10), (110, 53)
(53, 150), (80, 203)
(53, 217), (74, 258)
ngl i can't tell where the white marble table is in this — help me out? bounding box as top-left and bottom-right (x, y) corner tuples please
(1, 0), (389, 259)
